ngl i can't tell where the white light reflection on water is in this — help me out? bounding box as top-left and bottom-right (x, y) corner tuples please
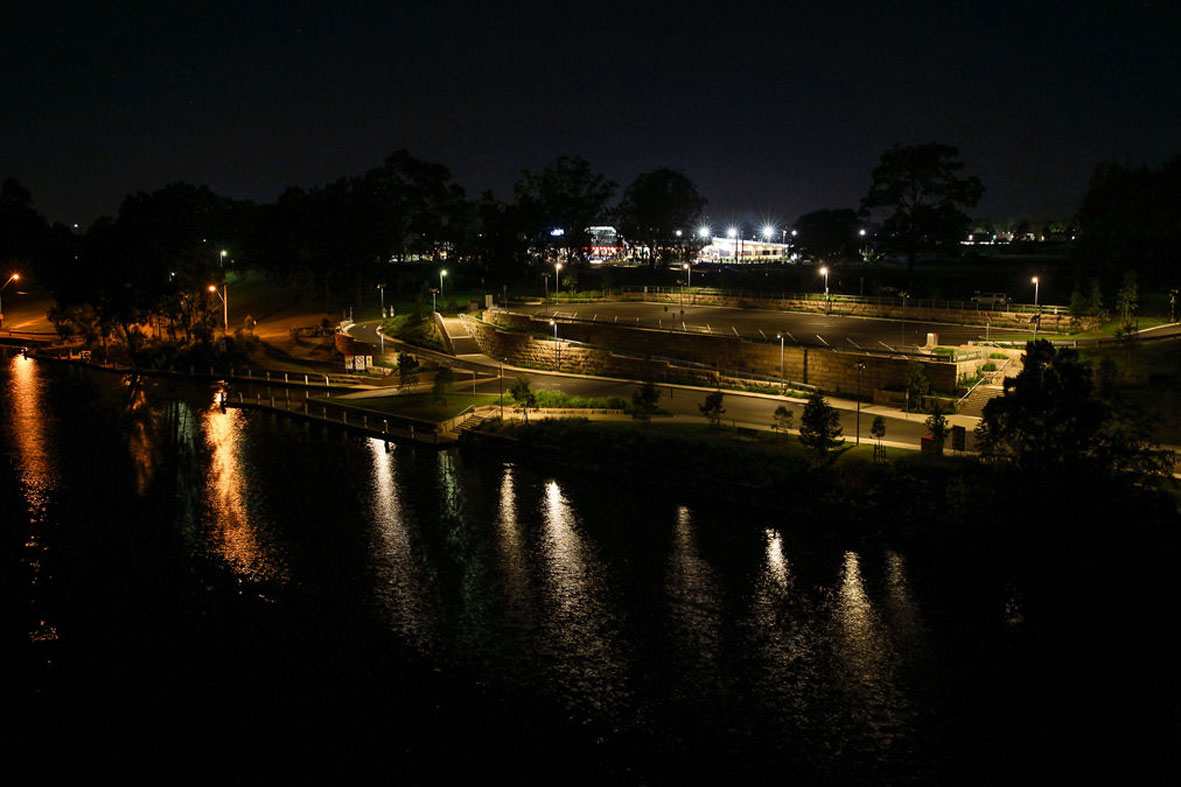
(883, 550), (925, 644)
(538, 479), (628, 718)
(664, 505), (722, 688)
(836, 551), (887, 681)
(7, 354), (59, 643)
(495, 464), (530, 614)
(202, 404), (285, 581)
(831, 551), (914, 753)
(366, 437), (436, 649)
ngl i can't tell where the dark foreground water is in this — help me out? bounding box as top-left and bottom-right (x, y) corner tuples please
(3, 352), (1177, 783)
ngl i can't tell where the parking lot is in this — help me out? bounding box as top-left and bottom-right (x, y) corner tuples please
(514, 301), (989, 349)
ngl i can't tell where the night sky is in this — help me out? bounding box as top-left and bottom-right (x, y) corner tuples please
(3, 1), (1179, 227)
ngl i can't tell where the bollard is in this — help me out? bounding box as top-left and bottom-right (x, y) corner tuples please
(304, 374), (308, 385)
(303, 401), (308, 414)
(239, 392), (243, 402)
(266, 370), (270, 381)
(284, 372), (288, 384)
(342, 411), (347, 424)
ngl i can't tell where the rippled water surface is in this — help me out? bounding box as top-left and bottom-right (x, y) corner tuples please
(3, 353), (1175, 783)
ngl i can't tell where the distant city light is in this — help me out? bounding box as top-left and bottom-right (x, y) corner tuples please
(727, 227), (737, 238)
(762, 225), (774, 239)
(698, 226), (710, 238)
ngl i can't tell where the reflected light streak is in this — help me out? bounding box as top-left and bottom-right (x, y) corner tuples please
(367, 437), (434, 648)
(203, 405), (282, 580)
(665, 505), (721, 676)
(884, 550), (924, 640)
(539, 479), (627, 717)
(8, 354), (59, 643)
(836, 551), (887, 683)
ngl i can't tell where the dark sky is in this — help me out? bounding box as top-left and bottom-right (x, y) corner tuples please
(3, 1), (1179, 227)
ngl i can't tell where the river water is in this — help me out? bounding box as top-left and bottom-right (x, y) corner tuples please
(3, 352), (1175, 783)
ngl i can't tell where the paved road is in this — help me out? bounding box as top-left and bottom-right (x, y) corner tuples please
(513, 301), (988, 349)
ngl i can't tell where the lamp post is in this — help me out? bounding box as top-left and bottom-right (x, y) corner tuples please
(856, 362), (865, 445)
(208, 283), (228, 334)
(377, 283), (385, 318)
(698, 226), (711, 262)
(0, 273), (19, 329)
(1031, 276), (1040, 338)
(499, 358), (505, 419)
(554, 262), (563, 298)
(777, 333), (785, 392)
(543, 273), (550, 300)
(727, 227), (737, 263)
(819, 266), (830, 314)
(219, 249), (227, 268)
(439, 269), (447, 299)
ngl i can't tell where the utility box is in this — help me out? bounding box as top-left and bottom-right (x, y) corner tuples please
(951, 425), (966, 452)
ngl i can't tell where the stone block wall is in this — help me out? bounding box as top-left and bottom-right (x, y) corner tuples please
(473, 312), (958, 394)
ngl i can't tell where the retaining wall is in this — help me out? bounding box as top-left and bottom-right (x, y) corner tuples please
(472, 312), (959, 395)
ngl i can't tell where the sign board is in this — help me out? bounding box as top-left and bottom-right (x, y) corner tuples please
(79, 350), (92, 361)
(354, 355), (367, 371)
(345, 356), (354, 371)
(365, 356), (373, 370)
(951, 425), (966, 452)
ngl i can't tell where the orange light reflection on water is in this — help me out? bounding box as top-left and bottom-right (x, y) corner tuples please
(8, 354), (59, 643)
(202, 404), (283, 581)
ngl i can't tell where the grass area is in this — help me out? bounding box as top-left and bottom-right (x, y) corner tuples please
(380, 314), (445, 351)
(324, 393), (497, 421)
(505, 389), (627, 410)
(1071, 316), (1169, 339)
(479, 417), (924, 490)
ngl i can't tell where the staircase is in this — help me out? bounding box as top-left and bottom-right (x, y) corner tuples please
(957, 383), (1003, 417)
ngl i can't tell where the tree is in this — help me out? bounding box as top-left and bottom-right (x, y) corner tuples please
(397, 352), (419, 388)
(870, 415), (887, 462)
(615, 168), (707, 270)
(925, 401), (949, 454)
(798, 392), (844, 457)
(631, 381), (661, 421)
(699, 390), (726, 428)
(1115, 270), (1138, 328)
(510, 377), (536, 423)
(432, 366), (455, 403)
(1074, 155), (1181, 288)
(905, 361), (930, 411)
(870, 415), (887, 443)
(975, 340), (1171, 481)
(514, 156), (616, 266)
(860, 142), (984, 280)
(793, 208), (861, 259)
(771, 405), (794, 434)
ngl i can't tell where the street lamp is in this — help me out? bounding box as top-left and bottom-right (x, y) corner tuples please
(0, 273), (20, 329)
(856, 362), (865, 445)
(208, 283), (228, 334)
(1032, 276), (1040, 338)
(698, 226), (711, 261)
(549, 319), (558, 340)
(819, 266), (830, 314)
(776, 333), (785, 391)
(219, 249), (227, 268)
(554, 262), (563, 297)
(377, 283), (386, 318)
(499, 358), (505, 419)
(682, 262), (690, 312)
(439, 269), (447, 298)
